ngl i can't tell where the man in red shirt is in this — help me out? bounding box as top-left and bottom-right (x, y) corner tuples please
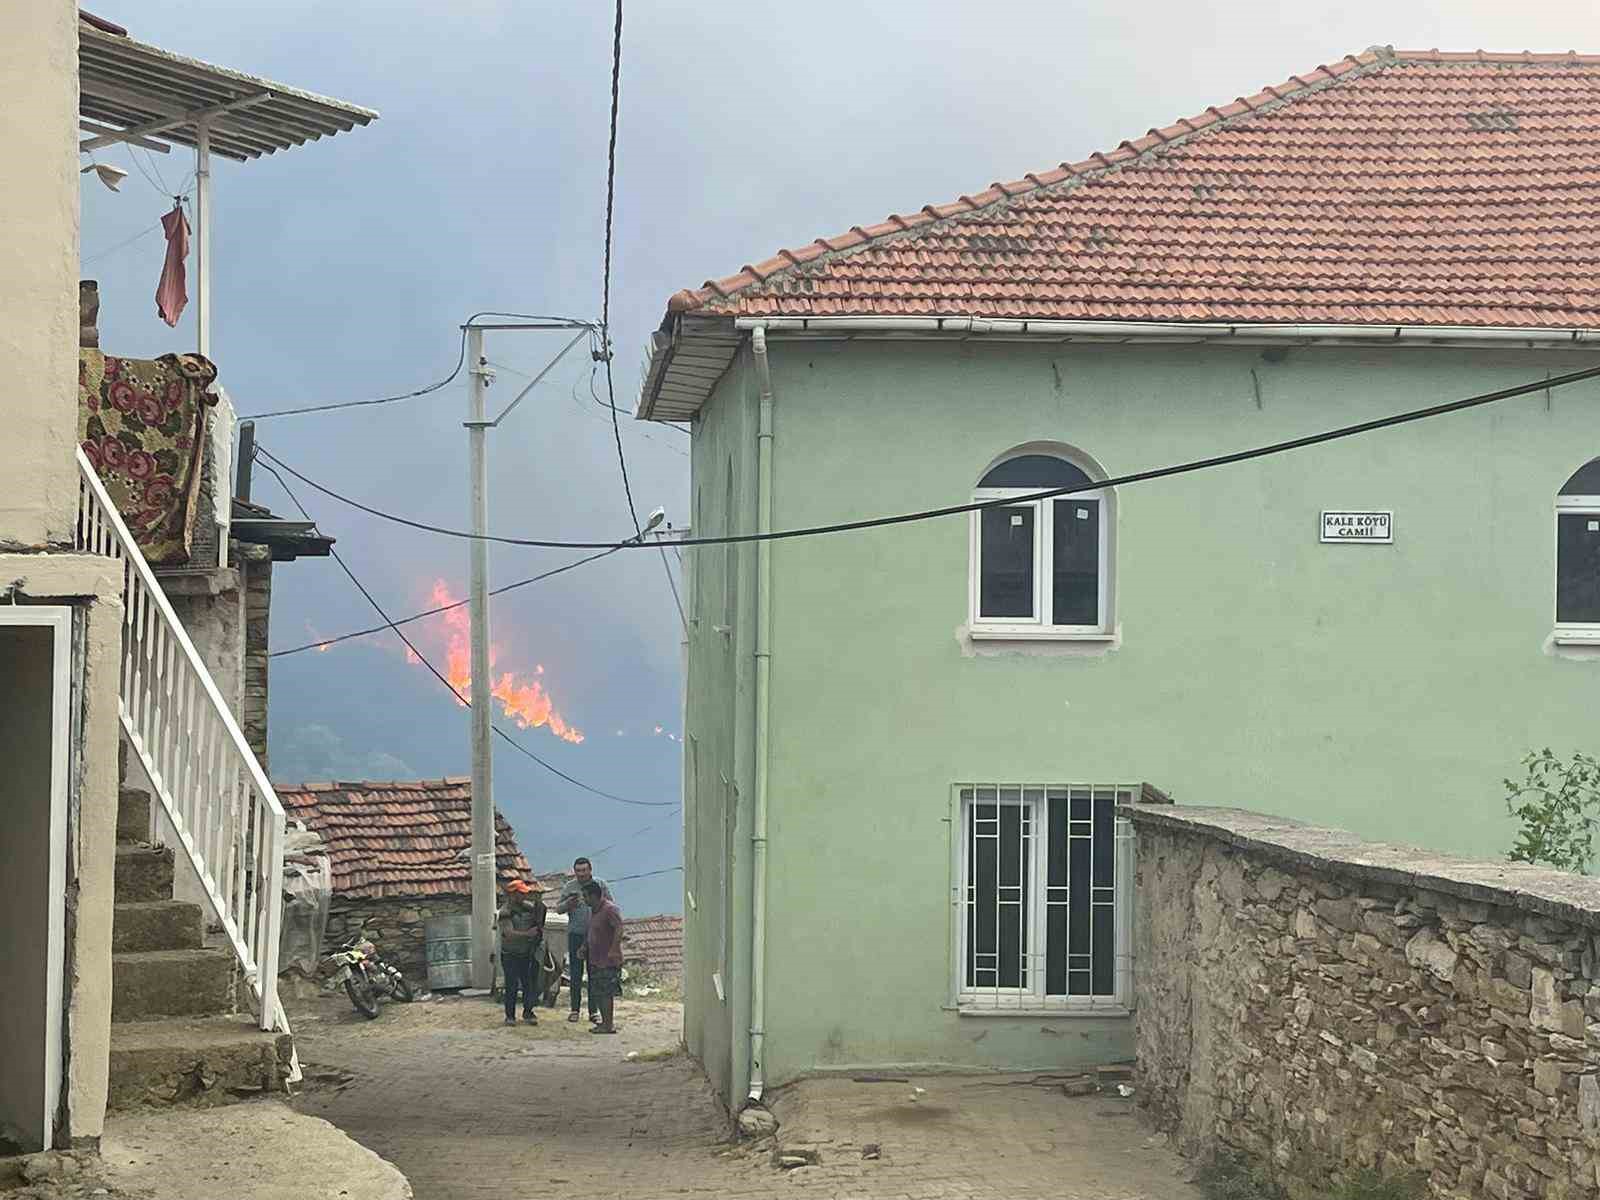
(582, 880), (624, 1034)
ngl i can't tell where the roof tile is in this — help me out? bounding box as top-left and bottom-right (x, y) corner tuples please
(666, 48), (1600, 329)
(278, 778), (534, 901)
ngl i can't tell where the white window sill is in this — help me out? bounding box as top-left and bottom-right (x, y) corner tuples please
(1553, 628), (1600, 646)
(969, 627), (1115, 642)
(953, 1002), (1131, 1019)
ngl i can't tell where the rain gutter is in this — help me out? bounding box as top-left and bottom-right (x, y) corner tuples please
(731, 316), (1600, 345)
(746, 325), (775, 1104)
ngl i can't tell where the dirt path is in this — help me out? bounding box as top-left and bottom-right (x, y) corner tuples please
(289, 993), (1199, 1199)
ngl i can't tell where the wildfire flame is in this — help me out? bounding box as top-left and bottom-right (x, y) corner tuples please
(430, 581), (584, 744)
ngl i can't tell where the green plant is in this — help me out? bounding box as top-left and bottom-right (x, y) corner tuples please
(1195, 1153), (1286, 1200)
(1505, 749), (1600, 872)
(1327, 1169), (1427, 1200)
(1195, 1154), (1427, 1200)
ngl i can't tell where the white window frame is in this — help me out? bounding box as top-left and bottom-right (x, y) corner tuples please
(950, 782), (1134, 1016)
(1555, 492), (1600, 644)
(968, 460), (1114, 641)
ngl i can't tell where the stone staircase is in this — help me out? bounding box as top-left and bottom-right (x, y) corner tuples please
(108, 755), (294, 1109)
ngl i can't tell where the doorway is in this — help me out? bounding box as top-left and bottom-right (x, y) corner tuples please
(0, 607), (71, 1152)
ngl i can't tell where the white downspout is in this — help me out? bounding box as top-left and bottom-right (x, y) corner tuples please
(747, 325), (774, 1103)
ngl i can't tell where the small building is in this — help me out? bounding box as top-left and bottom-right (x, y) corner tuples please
(639, 46), (1600, 1106)
(623, 914), (684, 982)
(278, 777), (544, 981)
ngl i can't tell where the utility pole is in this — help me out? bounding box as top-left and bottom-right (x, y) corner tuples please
(466, 327), (496, 988)
(456, 315), (642, 989)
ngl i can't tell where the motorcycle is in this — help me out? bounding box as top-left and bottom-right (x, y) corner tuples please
(324, 926), (414, 1018)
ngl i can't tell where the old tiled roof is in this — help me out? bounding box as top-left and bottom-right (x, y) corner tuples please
(278, 778), (533, 900)
(622, 914), (683, 976)
(666, 47), (1600, 329)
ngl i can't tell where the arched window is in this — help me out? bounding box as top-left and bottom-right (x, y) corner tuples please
(1557, 458), (1600, 633)
(969, 446), (1114, 637)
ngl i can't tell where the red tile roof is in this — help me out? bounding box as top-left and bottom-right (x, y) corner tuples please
(667, 47), (1600, 330)
(622, 914), (683, 976)
(278, 778), (534, 901)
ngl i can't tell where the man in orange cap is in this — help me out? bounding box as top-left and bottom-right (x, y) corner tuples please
(498, 878), (546, 1026)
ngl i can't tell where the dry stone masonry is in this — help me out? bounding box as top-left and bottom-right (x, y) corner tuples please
(1130, 805), (1600, 1199)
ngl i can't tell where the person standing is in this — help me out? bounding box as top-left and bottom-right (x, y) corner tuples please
(583, 880), (624, 1034)
(557, 857), (610, 1024)
(497, 879), (545, 1026)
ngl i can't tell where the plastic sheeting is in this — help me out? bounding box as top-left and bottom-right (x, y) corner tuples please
(279, 822), (332, 978)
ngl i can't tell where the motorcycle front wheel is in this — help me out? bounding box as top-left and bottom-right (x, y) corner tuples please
(345, 974), (380, 1019)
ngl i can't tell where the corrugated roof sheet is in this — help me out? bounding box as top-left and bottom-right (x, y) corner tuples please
(622, 914), (683, 975)
(79, 20), (376, 162)
(664, 47), (1600, 330)
(278, 778), (532, 900)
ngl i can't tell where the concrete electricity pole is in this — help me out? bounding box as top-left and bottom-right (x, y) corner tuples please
(466, 326), (496, 988)
(461, 318), (601, 989)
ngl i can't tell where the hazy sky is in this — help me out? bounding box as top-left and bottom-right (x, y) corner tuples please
(80, 1), (1595, 914)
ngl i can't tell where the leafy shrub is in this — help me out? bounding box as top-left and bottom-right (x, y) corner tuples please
(1195, 1153), (1285, 1200)
(1505, 749), (1600, 872)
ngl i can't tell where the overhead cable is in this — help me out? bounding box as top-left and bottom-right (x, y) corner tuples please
(600, 0), (642, 539)
(258, 462), (675, 808)
(254, 360), (1600, 551)
(244, 312), (595, 420)
(271, 544), (620, 658)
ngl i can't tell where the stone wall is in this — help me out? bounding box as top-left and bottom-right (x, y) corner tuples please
(1131, 805), (1600, 1199)
(324, 895), (472, 983)
(239, 545), (272, 766)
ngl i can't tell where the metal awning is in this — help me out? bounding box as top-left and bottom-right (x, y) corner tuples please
(79, 22), (377, 162)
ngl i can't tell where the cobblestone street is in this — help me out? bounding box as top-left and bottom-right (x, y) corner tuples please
(289, 994), (1198, 1200)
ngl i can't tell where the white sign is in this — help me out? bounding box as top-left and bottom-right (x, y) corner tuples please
(1321, 511), (1393, 544)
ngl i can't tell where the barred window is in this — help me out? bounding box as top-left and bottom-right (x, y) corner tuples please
(956, 784), (1133, 1011)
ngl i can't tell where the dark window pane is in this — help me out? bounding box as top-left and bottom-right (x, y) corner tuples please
(1092, 791), (1115, 887)
(1092, 904), (1116, 995)
(1068, 789), (1092, 996)
(1046, 791), (1068, 996)
(1052, 499), (1099, 626)
(980, 455), (1094, 489)
(969, 804), (996, 988)
(1560, 458), (1600, 496)
(980, 506), (1035, 618)
(996, 803), (1029, 989)
(1558, 512), (1600, 624)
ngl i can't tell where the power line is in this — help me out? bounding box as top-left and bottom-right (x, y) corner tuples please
(591, 807), (681, 861)
(254, 361), (1600, 552)
(82, 219), (166, 265)
(270, 544), (621, 658)
(257, 462), (675, 808)
(600, 0), (642, 540)
(244, 312), (594, 421)
(609, 865), (682, 884)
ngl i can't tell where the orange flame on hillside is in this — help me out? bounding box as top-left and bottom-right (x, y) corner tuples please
(430, 581), (584, 744)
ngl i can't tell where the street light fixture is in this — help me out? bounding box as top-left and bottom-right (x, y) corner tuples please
(80, 162), (128, 192)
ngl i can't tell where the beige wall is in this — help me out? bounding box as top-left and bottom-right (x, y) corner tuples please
(0, 555), (124, 1145)
(0, 0), (79, 548)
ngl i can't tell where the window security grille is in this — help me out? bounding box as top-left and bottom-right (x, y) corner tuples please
(956, 784), (1134, 1011)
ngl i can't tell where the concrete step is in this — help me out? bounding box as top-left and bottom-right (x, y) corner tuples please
(117, 787), (152, 844)
(115, 845), (174, 902)
(114, 901), (203, 953)
(107, 1017), (293, 1110)
(113, 949), (235, 1022)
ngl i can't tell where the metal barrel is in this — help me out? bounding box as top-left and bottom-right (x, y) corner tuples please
(424, 914), (473, 990)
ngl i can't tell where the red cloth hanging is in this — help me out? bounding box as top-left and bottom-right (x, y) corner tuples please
(155, 202), (190, 327)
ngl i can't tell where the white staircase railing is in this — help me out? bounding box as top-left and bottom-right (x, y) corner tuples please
(76, 448), (288, 1037)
